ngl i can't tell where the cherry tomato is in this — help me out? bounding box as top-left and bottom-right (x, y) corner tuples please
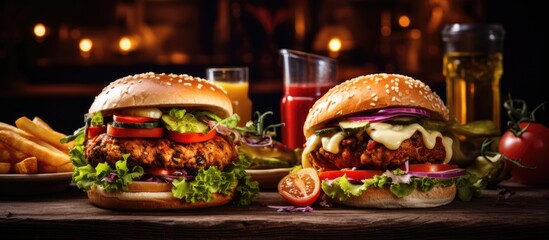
(400, 163), (458, 172)
(107, 124), (164, 138)
(113, 115), (158, 123)
(87, 126), (106, 138)
(319, 169), (383, 180)
(167, 130), (216, 143)
(278, 168), (320, 207)
(499, 122), (549, 185)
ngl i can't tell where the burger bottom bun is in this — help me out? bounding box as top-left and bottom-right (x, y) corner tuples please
(87, 182), (234, 211)
(328, 184), (456, 208)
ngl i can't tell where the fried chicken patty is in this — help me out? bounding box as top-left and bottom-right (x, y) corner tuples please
(85, 134), (238, 171)
(308, 131), (447, 171)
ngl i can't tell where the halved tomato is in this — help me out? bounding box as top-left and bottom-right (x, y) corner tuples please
(87, 126), (107, 138)
(113, 115), (158, 123)
(400, 163), (458, 172)
(319, 169), (383, 181)
(107, 124), (164, 138)
(168, 130), (216, 143)
(277, 168), (321, 207)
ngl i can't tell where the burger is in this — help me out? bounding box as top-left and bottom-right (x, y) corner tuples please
(63, 72), (258, 211)
(302, 73), (466, 208)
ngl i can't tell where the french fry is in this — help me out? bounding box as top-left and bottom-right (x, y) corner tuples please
(15, 116), (73, 154)
(0, 122), (34, 139)
(1, 141), (30, 163)
(38, 162), (58, 173)
(32, 116), (54, 131)
(0, 162), (10, 174)
(0, 142), (11, 162)
(0, 121), (65, 155)
(0, 130), (70, 167)
(56, 161), (74, 172)
(14, 156), (38, 174)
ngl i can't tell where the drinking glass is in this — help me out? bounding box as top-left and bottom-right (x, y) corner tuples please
(279, 49), (337, 149)
(206, 67), (253, 126)
(442, 23), (505, 133)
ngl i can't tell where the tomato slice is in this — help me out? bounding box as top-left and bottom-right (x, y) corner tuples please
(107, 124), (164, 138)
(168, 130), (216, 143)
(146, 168), (179, 177)
(277, 168), (321, 207)
(319, 169), (383, 181)
(113, 115), (158, 123)
(87, 126), (107, 138)
(400, 163), (458, 172)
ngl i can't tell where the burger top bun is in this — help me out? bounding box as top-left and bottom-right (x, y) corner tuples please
(88, 72), (233, 118)
(303, 73), (449, 137)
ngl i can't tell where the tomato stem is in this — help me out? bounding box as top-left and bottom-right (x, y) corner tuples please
(504, 94), (548, 137)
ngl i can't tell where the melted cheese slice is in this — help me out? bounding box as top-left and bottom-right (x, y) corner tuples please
(302, 122), (453, 168)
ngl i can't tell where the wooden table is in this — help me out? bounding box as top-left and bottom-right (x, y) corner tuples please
(1, 181), (548, 239)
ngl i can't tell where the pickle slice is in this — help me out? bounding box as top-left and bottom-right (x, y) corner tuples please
(420, 119), (448, 132)
(338, 120), (370, 134)
(384, 116), (419, 125)
(314, 127), (340, 136)
(112, 121), (159, 129)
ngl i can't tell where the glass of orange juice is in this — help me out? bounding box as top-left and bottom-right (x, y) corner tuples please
(206, 67), (253, 126)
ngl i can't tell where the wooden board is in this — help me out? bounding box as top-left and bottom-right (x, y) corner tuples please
(1, 181), (548, 239)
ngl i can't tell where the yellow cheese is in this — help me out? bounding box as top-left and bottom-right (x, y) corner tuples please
(302, 135), (320, 168)
(322, 132), (346, 154)
(302, 122), (454, 167)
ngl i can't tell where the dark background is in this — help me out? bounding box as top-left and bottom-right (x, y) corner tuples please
(0, 0), (546, 137)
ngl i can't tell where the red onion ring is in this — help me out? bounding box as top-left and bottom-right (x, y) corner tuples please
(407, 168), (466, 179)
(375, 107), (430, 117)
(346, 107), (430, 123)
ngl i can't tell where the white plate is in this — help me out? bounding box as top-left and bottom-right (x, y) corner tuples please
(246, 168), (292, 190)
(0, 172), (72, 195)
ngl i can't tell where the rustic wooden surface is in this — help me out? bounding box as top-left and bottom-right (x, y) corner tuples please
(1, 181), (548, 239)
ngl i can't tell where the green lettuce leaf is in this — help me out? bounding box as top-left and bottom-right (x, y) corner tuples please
(172, 158), (259, 206)
(162, 108), (210, 133)
(322, 171), (469, 201)
(70, 147), (144, 192)
(91, 111), (104, 126)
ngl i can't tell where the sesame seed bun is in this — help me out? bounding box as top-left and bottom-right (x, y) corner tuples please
(303, 73), (449, 137)
(88, 72), (233, 118)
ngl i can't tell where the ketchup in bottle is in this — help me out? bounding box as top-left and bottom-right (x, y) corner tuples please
(279, 49), (337, 149)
